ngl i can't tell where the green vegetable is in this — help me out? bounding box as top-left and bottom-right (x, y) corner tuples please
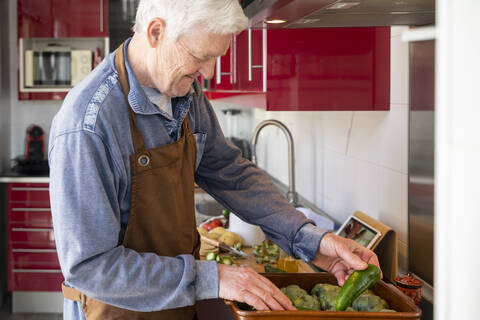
(281, 285), (320, 311)
(205, 252), (217, 261)
(352, 295), (388, 312)
(216, 255), (222, 263)
(335, 264), (381, 311)
(312, 283), (341, 311)
(222, 209), (230, 220)
(264, 264), (286, 273)
(234, 242), (242, 251)
(221, 256), (234, 265)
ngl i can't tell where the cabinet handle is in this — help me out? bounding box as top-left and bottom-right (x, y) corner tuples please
(12, 228), (53, 232)
(13, 269), (62, 273)
(216, 57), (221, 84)
(12, 249), (57, 253)
(232, 35), (237, 84)
(12, 208), (51, 212)
(215, 38), (233, 85)
(248, 28), (264, 82)
(12, 187), (49, 191)
(100, 0), (104, 33)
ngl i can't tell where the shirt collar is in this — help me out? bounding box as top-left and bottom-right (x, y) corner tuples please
(121, 37), (193, 116)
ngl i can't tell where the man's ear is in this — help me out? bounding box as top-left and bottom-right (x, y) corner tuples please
(146, 18), (166, 48)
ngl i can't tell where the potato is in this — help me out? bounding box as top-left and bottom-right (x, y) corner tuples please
(209, 226), (227, 235)
(205, 232), (222, 240)
(218, 231), (243, 246)
(197, 226), (208, 236)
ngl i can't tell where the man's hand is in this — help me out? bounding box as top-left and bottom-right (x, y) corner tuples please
(218, 264), (296, 311)
(312, 233), (382, 286)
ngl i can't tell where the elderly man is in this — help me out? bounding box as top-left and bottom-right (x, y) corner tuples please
(48, 0), (380, 319)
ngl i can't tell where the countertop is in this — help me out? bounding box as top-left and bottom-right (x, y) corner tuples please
(0, 171), (49, 183)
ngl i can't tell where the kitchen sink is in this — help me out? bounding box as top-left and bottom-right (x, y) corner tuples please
(195, 200), (225, 217)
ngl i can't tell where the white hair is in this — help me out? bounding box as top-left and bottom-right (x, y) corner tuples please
(133, 0), (248, 41)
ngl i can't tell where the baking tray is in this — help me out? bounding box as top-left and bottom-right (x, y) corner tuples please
(225, 273), (422, 320)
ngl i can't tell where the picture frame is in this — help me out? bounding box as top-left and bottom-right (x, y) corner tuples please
(336, 214), (382, 249)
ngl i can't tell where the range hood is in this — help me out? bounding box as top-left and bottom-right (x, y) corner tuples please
(242, 0), (435, 28)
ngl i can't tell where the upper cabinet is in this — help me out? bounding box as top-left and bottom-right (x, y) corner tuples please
(205, 27), (390, 111)
(18, 0), (108, 38)
(18, 0), (109, 100)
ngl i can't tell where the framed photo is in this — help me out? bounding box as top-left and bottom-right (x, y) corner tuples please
(336, 215), (382, 249)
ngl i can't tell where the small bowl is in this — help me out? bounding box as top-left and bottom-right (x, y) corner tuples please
(394, 273), (424, 305)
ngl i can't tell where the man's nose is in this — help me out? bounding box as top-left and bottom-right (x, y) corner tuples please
(199, 58), (216, 80)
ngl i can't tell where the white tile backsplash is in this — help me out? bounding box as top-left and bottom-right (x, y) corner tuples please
(379, 104), (409, 173)
(378, 167), (408, 243)
(347, 111), (388, 165)
(390, 31), (410, 105)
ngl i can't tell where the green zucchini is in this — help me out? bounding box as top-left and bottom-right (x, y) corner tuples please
(335, 264), (381, 311)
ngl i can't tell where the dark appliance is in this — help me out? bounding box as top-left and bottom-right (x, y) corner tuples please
(25, 125), (45, 160)
(12, 125), (49, 175)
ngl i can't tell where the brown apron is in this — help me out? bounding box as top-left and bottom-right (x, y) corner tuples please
(62, 43), (200, 320)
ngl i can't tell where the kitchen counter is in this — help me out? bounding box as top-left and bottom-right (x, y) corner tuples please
(0, 171), (49, 183)
(200, 247), (315, 273)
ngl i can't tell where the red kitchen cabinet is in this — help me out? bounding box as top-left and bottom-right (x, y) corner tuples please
(6, 183), (64, 292)
(206, 27), (390, 111)
(18, 0), (54, 38)
(52, 0), (108, 38)
(235, 28), (264, 92)
(18, 0), (108, 38)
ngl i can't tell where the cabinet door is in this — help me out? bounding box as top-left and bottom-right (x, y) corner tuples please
(236, 29), (264, 92)
(18, 0), (54, 38)
(265, 27), (390, 111)
(52, 0), (108, 37)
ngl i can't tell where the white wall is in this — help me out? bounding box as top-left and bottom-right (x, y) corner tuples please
(0, 0), (11, 172)
(212, 27), (410, 270)
(7, 0), (62, 160)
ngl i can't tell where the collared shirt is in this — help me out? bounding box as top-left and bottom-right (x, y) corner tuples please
(48, 38), (327, 319)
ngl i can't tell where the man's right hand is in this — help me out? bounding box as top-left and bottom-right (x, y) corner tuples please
(218, 264), (296, 311)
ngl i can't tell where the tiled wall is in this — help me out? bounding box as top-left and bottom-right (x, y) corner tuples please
(212, 27), (410, 270)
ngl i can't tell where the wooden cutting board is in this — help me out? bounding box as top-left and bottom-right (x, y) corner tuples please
(199, 235), (314, 273)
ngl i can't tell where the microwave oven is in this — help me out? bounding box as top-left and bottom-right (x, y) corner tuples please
(24, 48), (92, 88)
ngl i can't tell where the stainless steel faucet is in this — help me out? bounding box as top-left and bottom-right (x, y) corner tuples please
(250, 120), (297, 205)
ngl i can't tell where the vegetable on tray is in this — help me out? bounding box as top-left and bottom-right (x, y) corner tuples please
(234, 275), (396, 313)
(335, 264), (382, 311)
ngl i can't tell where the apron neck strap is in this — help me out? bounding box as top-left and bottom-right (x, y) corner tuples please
(114, 42), (146, 153)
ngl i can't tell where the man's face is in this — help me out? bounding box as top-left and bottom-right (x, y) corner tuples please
(150, 28), (231, 97)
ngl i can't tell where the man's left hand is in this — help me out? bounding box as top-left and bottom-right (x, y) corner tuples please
(311, 233), (382, 286)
